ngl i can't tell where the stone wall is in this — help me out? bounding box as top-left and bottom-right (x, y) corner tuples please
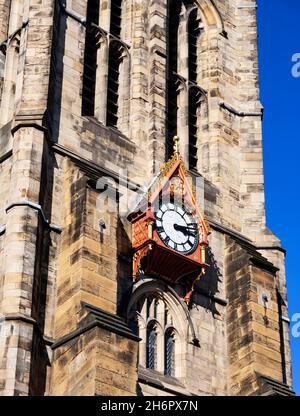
(0, 0), (294, 396)
(225, 235), (287, 395)
(49, 315), (139, 396)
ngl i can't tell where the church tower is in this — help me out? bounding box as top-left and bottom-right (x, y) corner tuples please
(0, 0), (294, 396)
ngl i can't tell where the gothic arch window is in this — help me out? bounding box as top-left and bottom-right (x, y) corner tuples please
(82, 0), (100, 116)
(106, 40), (130, 133)
(166, 0), (181, 159)
(142, 297), (180, 377)
(164, 329), (176, 377)
(146, 322), (157, 370)
(127, 280), (198, 380)
(81, 0), (130, 135)
(166, 0), (206, 171)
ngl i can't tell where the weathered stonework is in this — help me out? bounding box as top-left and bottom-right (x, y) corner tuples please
(0, 0), (294, 396)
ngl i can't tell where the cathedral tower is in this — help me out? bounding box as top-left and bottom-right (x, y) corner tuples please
(0, 0), (294, 396)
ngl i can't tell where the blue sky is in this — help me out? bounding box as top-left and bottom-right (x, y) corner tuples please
(257, 0), (300, 395)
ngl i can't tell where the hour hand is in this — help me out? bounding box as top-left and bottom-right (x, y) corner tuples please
(174, 224), (197, 235)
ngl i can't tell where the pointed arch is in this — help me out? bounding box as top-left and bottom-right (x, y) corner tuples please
(164, 327), (177, 377)
(165, 0), (221, 169)
(194, 0), (224, 33)
(81, 0), (100, 116)
(106, 38), (131, 133)
(127, 278), (199, 378)
(127, 277), (198, 344)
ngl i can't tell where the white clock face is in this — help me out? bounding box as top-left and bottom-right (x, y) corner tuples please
(155, 203), (199, 255)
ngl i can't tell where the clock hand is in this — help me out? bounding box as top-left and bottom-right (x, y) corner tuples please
(186, 223), (198, 229)
(174, 224), (197, 231)
(174, 224), (197, 235)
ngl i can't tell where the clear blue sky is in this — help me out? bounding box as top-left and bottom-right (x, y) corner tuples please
(257, 0), (300, 395)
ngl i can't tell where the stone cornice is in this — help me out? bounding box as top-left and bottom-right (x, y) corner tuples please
(0, 313), (37, 327)
(138, 367), (192, 396)
(5, 200), (62, 234)
(256, 373), (295, 396)
(51, 302), (140, 350)
(52, 143), (141, 191)
(219, 101), (263, 118)
(208, 217), (252, 243)
(209, 218), (279, 275)
(256, 245), (286, 255)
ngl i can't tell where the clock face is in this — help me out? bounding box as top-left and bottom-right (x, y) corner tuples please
(155, 203), (199, 255)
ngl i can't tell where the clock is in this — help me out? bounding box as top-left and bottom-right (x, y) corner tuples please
(155, 203), (199, 255)
(128, 135), (210, 303)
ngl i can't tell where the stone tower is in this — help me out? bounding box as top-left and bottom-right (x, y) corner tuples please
(0, 0), (294, 396)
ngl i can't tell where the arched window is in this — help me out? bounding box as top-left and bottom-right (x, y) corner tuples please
(146, 323), (157, 370)
(166, 1), (205, 171)
(82, 0), (100, 116)
(127, 280), (199, 384)
(106, 41), (122, 127)
(81, 0), (130, 135)
(106, 0), (126, 130)
(164, 330), (176, 377)
(166, 0), (181, 158)
(106, 41), (130, 133)
(128, 290), (190, 380)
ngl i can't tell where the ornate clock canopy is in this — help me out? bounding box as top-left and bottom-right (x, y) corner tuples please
(128, 137), (210, 303)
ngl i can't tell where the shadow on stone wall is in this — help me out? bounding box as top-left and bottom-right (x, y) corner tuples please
(45, 0), (67, 143)
(116, 217), (133, 318)
(29, 144), (58, 396)
(189, 246), (223, 318)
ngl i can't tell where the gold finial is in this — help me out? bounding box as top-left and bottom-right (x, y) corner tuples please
(173, 136), (180, 159)
(159, 136), (181, 177)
